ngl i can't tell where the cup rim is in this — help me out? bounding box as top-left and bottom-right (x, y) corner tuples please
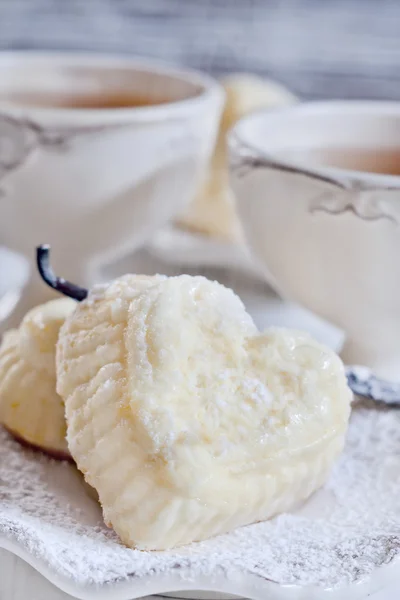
(0, 51), (223, 122)
(229, 100), (400, 186)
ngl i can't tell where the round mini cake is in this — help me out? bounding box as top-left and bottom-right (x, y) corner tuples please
(0, 298), (76, 459)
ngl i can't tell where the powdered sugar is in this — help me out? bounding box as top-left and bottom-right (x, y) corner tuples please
(240, 377), (272, 407)
(0, 404), (399, 592)
(85, 283), (109, 305)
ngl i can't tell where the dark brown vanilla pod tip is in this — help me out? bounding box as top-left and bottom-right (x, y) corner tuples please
(36, 245), (88, 302)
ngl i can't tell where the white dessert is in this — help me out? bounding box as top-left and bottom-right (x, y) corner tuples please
(0, 298), (76, 458)
(57, 274), (351, 550)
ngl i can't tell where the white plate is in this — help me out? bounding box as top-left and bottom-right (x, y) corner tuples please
(1, 404), (399, 600)
(4, 237), (396, 600)
(147, 227), (264, 279)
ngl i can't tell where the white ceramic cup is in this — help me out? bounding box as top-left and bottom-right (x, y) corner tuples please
(0, 52), (224, 321)
(229, 101), (400, 379)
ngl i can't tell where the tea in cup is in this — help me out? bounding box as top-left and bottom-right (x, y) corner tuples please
(0, 52), (224, 322)
(230, 101), (400, 379)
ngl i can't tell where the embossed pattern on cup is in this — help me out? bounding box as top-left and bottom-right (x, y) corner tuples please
(0, 53), (224, 322)
(229, 101), (400, 379)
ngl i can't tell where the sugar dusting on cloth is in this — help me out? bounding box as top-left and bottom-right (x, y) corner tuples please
(0, 404), (399, 592)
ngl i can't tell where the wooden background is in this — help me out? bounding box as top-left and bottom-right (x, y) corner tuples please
(0, 0), (398, 100)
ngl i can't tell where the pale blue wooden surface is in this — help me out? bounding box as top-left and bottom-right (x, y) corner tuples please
(0, 0), (398, 100)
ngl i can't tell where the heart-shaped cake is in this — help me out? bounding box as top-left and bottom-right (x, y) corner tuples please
(56, 274), (352, 550)
(0, 298), (76, 459)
